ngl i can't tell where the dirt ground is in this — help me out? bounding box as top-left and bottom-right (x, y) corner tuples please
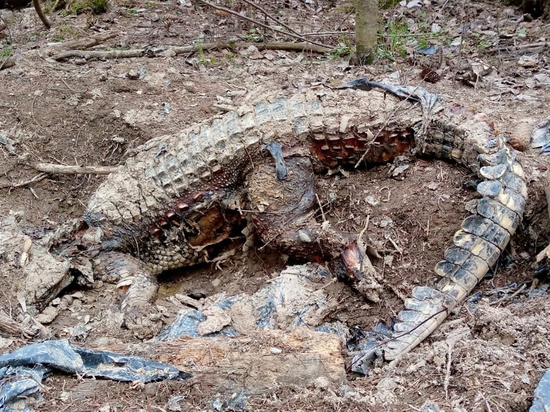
(1, 0), (550, 410)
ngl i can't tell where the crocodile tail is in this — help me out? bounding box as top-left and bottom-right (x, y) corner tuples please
(383, 122), (527, 361)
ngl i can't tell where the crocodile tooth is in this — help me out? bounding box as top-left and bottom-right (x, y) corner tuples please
(453, 230), (501, 266)
(477, 198), (521, 234)
(461, 215), (510, 250)
(479, 164), (507, 180)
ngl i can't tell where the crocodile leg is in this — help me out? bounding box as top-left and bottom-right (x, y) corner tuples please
(93, 251), (162, 338)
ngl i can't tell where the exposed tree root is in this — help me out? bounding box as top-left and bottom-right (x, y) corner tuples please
(33, 0), (51, 29)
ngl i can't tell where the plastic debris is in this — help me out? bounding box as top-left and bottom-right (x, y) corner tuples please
(531, 120), (550, 153)
(158, 265), (340, 342)
(0, 340), (191, 410)
(530, 368), (550, 412)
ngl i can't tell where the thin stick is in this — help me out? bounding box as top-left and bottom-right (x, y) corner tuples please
(0, 173), (47, 189)
(238, 0), (302, 39)
(315, 193), (327, 222)
(302, 31), (355, 36)
(444, 342), (453, 400)
(488, 283), (527, 306)
(198, 0), (332, 50)
(33, 162), (119, 175)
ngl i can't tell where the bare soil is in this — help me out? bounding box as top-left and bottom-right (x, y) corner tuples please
(1, 0), (550, 410)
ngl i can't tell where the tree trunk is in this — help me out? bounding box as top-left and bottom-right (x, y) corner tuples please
(353, 0), (378, 65)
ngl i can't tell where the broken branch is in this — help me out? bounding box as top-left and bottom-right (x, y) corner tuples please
(0, 173), (47, 189)
(46, 31), (118, 53)
(32, 163), (119, 175)
(53, 41), (331, 61)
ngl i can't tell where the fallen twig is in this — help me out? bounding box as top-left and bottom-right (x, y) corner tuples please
(46, 31), (118, 53)
(53, 41), (331, 61)
(33, 163), (119, 175)
(238, 0), (303, 39)
(0, 173), (47, 189)
(54, 48), (145, 61)
(198, 0), (333, 50)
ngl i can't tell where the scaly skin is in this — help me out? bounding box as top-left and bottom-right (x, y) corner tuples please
(85, 80), (527, 358)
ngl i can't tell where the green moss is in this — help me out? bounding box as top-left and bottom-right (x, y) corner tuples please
(71, 0), (108, 14)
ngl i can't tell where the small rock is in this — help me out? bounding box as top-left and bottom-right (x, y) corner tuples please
(211, 278), (221, 288)
(183, 81), (198, 93)
(51, 297), (61, 306)
(426, 182), (439, 191)
(391, 163), (409, 177)
(34, 306), (59, 324)
(188, 289), (207, 300)
(420, 400), (441, 412)
(314, 376), (330, 390)
(175, 294), (202, 309)
(168, 395), (186, 412)
(364, 195), (380, 206)
(379, 217), (393, 228)
(212, 398), (223, 411)
(270, 347), (282, 354)
(71, 323), (91, 340)
(62, 295), (73, 306)
(518, 55), (538, 68)
(127, 70), (140, 80)
(197, 306), (231, 336)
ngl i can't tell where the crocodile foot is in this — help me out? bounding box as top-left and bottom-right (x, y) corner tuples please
(94, 251), (162, 339)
